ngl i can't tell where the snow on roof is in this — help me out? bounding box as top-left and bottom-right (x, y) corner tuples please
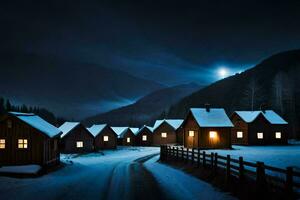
(153, 119), (183, 131)
(9, 112), (61, 138)
(190, 108), (234, 127)
(136, 125), (153, 135)
(235, 110), (288, 124)
(59, 122), (80, 138)
(129, 127), (140, 136)
(111, 127), (128, 138)
(87, 124), (107, 137)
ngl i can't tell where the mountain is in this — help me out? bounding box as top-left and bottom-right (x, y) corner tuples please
(84, 83), (202, 126)
(166, 50), (300, 138)
(0, 52), (164, 119)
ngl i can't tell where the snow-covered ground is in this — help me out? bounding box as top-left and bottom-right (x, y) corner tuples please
(0, 165), (41, 174)
(0, 146), (235, 200)
(206, 144), (300, 169)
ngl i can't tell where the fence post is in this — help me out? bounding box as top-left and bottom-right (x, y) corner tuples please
(186, 148), (189, 163)
(176, 147), (179, 160)
(181, 147), (184, 161)
(197, 149), (200, 167)
(256, 161), (266, 193)
(203, 151), (206, 167)
(172, 146), (175, 159)
(214, 153), (218, 172)
(226, 155), (231, 183)
(285, 167), (293, 195)
(192, 148), (195, 164)
(239, 157), (244, 182)
(211, 152), (214, 169)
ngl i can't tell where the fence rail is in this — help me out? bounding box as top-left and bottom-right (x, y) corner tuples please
(160, 145), (300, 195)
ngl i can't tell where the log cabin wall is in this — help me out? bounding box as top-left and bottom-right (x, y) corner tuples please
(183, 113), (200, 148)
(176, 127), (184, 145)
(152, 123), (177, 146)
(121, 130), (136, 146)
(61, 125), (94, 153)
(94, 126), (117, 150)
(230, 114), (249, 145)
(248, 115), (270, 145)
(0, 115), (59, 166)
(136, 128), (152, 146)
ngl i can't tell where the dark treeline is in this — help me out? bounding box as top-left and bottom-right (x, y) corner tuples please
(0, 97), (66, 126)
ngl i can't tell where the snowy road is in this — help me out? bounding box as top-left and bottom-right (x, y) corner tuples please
(0, 147), (235, 200)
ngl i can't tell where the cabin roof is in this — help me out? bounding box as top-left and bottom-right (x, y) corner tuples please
(190, 108), (234, 127)
(153, 119), (183, 131)
(9, 112), (61, 138)
(111, 127), (128, 138)
(235, 110), (288, 124)
(59, 122), (81, 138)
(136, 125), (153, 135)
(129, 127), (140, 136)
(87, 124), (107, 137)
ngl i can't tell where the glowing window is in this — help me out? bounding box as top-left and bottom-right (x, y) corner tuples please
(209, 131), (217, 139)
(275, 132), (281, 139)
(0, 139), (5, 149)
(18, 139), (28, 149)
(237, 131), (243, 138)
(104, 136), (109, 142)
(142, 135), (147, 141)
(189, 131), (194, 137)
(257, 132), (263, 139)
(127, 137), (131, 143)
(161, 132), (167, 138)
(76, 141), (83, 148)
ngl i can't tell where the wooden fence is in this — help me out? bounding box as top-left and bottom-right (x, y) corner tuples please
(160, 145), (300, 195)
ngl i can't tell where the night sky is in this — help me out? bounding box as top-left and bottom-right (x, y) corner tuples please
(1, 0), (300, 85)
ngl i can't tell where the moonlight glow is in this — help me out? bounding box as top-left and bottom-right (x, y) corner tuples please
(218, 68), (228, 78)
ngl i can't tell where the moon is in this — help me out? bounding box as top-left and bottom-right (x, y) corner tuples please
(218, 68), (228, 78)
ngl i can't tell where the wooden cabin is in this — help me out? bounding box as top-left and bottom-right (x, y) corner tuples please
(152, 119), (183, 146)
(87, 124), (117, 150)
(182, 107), (233, 149)
(111, 127), (138, 146)
(230, 110), (288, 145)
(59, 122), (94, 153)
(0, 112), (61, 167)
(135, 125), (153, 146)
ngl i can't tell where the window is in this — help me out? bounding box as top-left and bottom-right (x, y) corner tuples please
(7, 120), (12, 128)
(161, 132), (167, 138)
(189, 131), (194, 137)
(0, 139), (5, 149)
(275, 132), (281, 139)
(209, 131), (217, 139)
(18, 139), (28, 149)
(257, 132), (263, 139)
(142, 135), (147, 141)
(237, 131), (243, 138)
(76, 141), (83, 148)
(103, 136), (109, 142)
(127, 137), (131, 143)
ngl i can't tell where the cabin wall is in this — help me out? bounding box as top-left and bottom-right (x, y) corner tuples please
(61, 125), (94, 153)
(183, 113), (231, 149)
(230, 114), (249, 145)
(183, 113), (200, 148)
(136, 129), (152, 146)
(94, 127), (117, 150)
(121, 131), (136, 146)
(153, 123), (177, 146)
(0, 116), (59, 166)
(176, 127), (184, 145)
(248, 115), (272, 145)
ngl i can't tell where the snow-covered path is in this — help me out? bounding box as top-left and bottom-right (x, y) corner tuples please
(0, 147), (235, 200)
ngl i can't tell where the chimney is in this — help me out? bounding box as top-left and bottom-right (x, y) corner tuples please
(205, 103), (211, 112)
(260, 103), (267, 113)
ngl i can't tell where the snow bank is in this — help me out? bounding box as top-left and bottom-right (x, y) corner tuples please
(145, 155), (236, 200)
(0, 165), (41, 174)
